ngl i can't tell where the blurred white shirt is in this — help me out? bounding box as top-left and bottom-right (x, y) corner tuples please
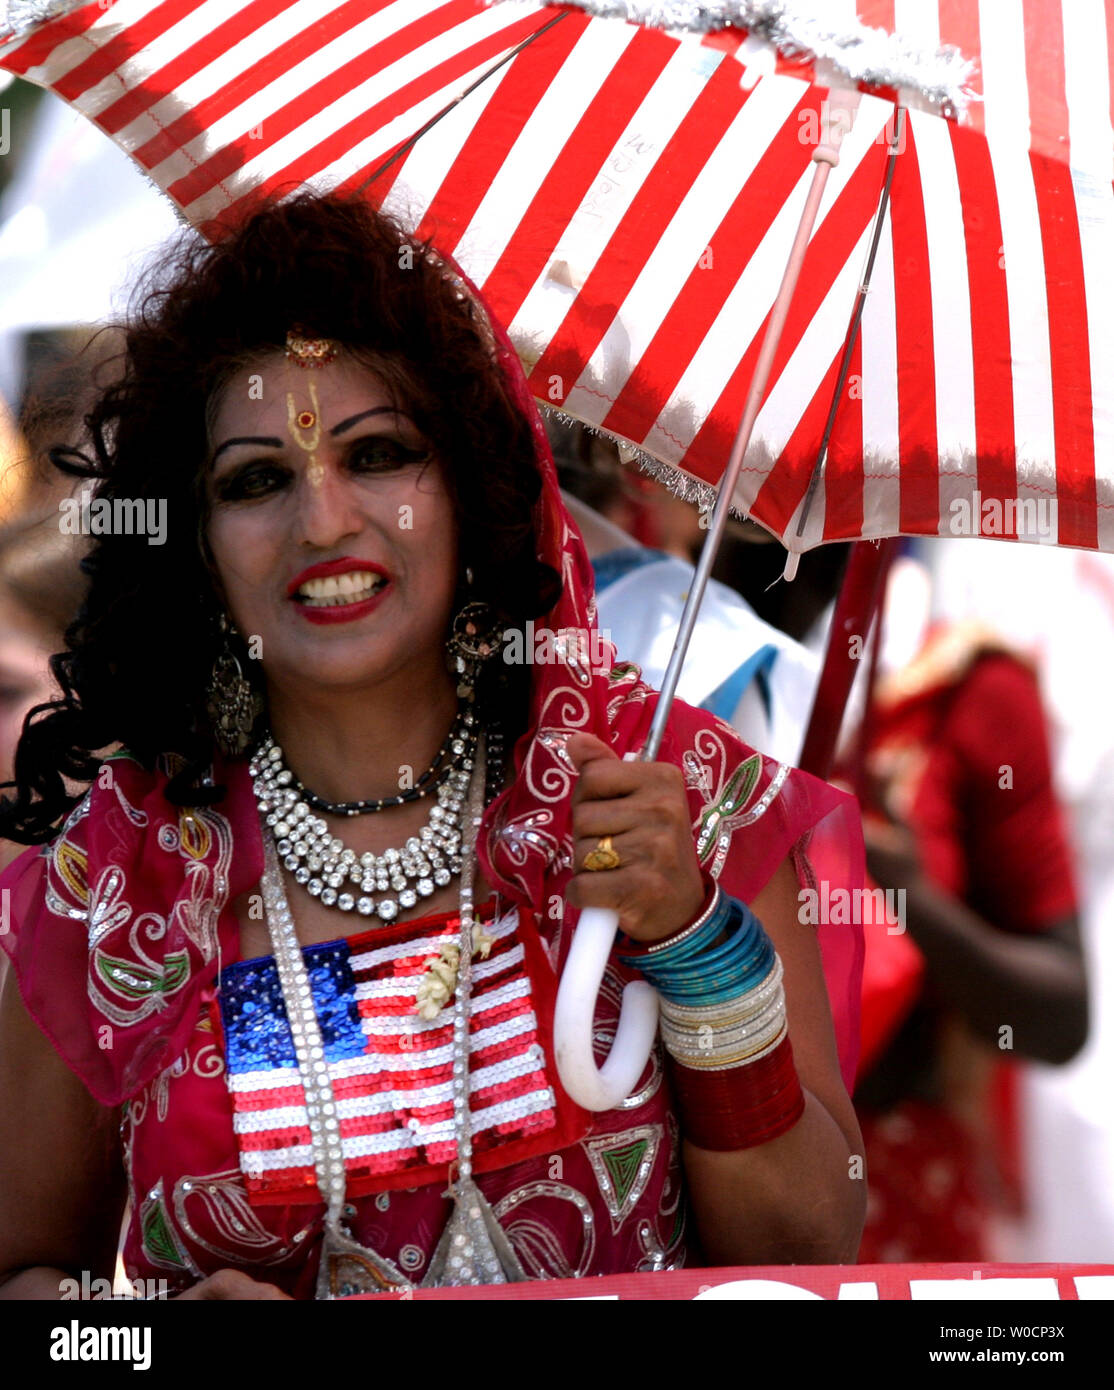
(562, 491), (818, 766)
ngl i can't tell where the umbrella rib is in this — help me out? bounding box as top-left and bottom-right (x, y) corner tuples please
(354, 9), (573, 194)
(794, 105), (907, 540)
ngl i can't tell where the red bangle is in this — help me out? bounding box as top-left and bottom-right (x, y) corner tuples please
(667, 1034), (805, 1151)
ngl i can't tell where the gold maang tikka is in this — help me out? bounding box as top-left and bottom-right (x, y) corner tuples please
(284, 328), (338, 487)
(285, 327), (338, 370)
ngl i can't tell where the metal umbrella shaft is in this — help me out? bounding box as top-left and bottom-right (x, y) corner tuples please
(556, 91), (864, 1110)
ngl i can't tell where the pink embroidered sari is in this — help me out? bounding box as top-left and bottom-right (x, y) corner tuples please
(0, 269), (864, 1295)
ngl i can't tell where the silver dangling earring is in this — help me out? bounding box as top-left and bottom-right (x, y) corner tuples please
(206, 613), (263, 756)
(445, 568), (505, 701)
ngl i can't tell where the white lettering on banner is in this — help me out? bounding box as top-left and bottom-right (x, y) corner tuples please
(366, 1265), (1105, 1300)
(694, 1280), (823, 1300)
(909, 1278), (1060, 1300)
(1073, 1276), (1114, 1299)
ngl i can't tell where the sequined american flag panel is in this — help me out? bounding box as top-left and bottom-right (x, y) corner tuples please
(217, 905), (557, 1202)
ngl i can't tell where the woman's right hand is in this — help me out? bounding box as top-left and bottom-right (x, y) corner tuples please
(172, 1268), (293, 1300)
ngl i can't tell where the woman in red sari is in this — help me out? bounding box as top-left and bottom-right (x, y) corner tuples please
(0, 193), (864, 1299)
(856, 620), (1086, 1261)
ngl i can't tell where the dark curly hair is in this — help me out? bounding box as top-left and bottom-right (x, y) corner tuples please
(0, 191), (560, 843)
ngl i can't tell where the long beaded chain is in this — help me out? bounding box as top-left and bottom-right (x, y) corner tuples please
(260, 732), (523, 1295)
(422, 731), (525, 1287)
(259, 834), (411, 1296)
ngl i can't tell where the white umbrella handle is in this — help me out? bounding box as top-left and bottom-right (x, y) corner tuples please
(553, 906), (660, 1111)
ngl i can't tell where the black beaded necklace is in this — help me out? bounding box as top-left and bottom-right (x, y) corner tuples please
(285, 706), (500, 818)
(288, 706), (474, 816)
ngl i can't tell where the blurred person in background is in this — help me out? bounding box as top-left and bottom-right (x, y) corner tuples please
(854, 607), (1086, 1261)
(924, 539), (1114, 1263)
(710, 533), (1087, 1261)
(0, 391), (87, 871)
(550, 416), (819, 767)
(712, 530), (852, 649)
(0, 515), (88, 870)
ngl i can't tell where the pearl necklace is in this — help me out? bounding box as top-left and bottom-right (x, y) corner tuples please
(250, 738), (472, 923)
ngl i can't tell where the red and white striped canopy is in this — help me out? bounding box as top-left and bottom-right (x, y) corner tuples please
(2, 0), (1112, 554)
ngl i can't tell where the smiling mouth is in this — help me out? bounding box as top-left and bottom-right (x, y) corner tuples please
(294, 571), (388, 608)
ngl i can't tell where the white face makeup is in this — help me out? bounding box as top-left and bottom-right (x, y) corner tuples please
(205, 352), (459, 702)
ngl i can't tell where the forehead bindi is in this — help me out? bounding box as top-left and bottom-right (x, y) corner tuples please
(211, 359), (413, 449)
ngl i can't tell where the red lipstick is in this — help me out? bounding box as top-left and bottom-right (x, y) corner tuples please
(287, 557), (392, 626)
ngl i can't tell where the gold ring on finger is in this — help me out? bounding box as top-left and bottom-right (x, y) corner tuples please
(583, 835), (621, 872)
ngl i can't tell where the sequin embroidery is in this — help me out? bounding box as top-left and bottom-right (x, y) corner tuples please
(218, 904), (557, 1201)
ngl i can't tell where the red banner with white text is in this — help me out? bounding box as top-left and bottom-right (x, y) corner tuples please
(352, 1263), (1114, 1300)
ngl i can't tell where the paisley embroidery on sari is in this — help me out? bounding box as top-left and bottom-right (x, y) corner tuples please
(139, 1178), (201, 1276)
(44, 797), (91, 924)
(74, 799), (233, 1028)
(172, 1169), (316, 1266)
(683, 726), (790, 878)
(635, 1112), (687, 1271)
(492, 1181), (597, 1280)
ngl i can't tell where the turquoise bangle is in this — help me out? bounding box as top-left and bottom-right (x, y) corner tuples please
(643, 882), (726, 955)
(655, 956), (774, 1003)
(620, 893), (758, 974)
(618, 892), (775, 1007)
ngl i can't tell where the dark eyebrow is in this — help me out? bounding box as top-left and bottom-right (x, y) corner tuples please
(210, 435), (283, 466)
(330, 406), (406, 436)
(210, 408), (410, 466)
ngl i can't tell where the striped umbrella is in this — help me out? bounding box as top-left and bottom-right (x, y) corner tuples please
(1, 0), (1109, 559)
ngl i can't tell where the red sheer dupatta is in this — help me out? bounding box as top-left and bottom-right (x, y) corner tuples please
(0, 752), (261, 1107)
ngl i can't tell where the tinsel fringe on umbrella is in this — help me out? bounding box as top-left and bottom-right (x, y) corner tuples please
(499, 0), (976, 111)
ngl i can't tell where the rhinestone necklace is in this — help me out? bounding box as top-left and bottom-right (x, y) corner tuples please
(249, 716), (504, 924)
(251, 740), (468, 923)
